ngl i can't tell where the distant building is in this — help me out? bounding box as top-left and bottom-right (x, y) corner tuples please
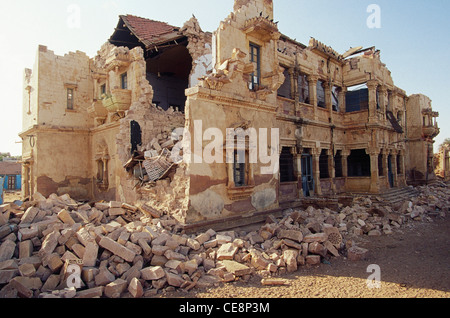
(0, 161), (22, 203)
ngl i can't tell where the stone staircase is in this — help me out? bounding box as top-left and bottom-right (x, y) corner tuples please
(380, 186), (419, 205)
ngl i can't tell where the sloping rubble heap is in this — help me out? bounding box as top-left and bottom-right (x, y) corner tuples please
(0, 182), (448, 298)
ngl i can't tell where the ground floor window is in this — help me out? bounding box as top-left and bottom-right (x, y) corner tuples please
(233, 150), (248, 187)
(319, 149), (330, 179)
(334, 150), (343, 178)
(280, 147), (295, 183)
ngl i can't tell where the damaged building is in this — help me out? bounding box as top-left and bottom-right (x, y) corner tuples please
(19, 0), (440, 229)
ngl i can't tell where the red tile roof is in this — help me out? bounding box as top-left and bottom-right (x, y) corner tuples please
(120, 15), (181, 48)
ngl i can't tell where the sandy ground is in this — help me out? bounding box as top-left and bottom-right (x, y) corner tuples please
(159, 214), (450, 299)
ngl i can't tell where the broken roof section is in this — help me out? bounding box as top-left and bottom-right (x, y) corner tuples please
(109, 15), (182, 50)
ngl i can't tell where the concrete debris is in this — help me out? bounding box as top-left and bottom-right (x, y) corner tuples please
(0, 183), (448, 298)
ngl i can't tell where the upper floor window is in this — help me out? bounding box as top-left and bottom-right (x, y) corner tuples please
(67, 88), (74, 110)
(249, 43), (261, 91)
(100, 84), (106, 98)
(121, 73), (128, 90)
(317, 80), (326, 108)
(298, 73), (310, 104)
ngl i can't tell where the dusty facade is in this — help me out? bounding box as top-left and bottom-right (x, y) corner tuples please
(19, 0), (440, 227)
(405, 94), (440, 185)
(435, 144), (450, 181)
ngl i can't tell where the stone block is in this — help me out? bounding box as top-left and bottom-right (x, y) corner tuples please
(164, 249), (186, 261)
(303, 233), (328, 243)
(57, 209), (76, 226)
(217, 243), (238, 261)
(251, 253), (271, 270)
(283, 249), (298, 273)
(308, 242), (327, 257)
(0, 225), (12, 240)
(11, 276), (42, 290)
(83, 242), (99, 267)
(109, 207), (126, 217)
(220, 260), (252, 277)
(186, 238), (201, 250)
(44, 253), (64, 273)
(41, 274), (60, 292)
(278, 229), (303, 243)
(104, 278), (128, 298)
(324, 241), (340, 257)
(95, 268), (116, 286)
(18, 263), (36, 277)
(20, 207), (39, 225)
(18, 226), (39, 241)
(141, 266), (165, 280)
(166, 271), (185, 287)
(195, 233), (211, 245)
(76, 227), (95, 247)
(305, 255), (321, 266)
(347, 246), (369, 261)
(75, 286), (104, 298)
(10, 277), (34, 298)
(99, 236), (136, 262)
(137, 239), (152, 255)
(128, 277), (144, 298)
(0, 269), (19, 284)
(184, 259), (198, 276)
(0, 240), (16, 262)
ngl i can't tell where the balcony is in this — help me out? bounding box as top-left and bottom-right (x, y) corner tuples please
(102, 89), (132, 114)
(422, 125), (440, 139)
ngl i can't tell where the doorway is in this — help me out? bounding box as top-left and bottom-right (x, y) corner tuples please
(388, 155), (394, 188)
(301, 154), (314, 197)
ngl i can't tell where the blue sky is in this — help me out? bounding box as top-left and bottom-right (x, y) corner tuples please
(0, 0), (449, 156)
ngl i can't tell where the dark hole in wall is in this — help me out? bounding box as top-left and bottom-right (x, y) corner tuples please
(280, 147), (296, 183)
(130, 120), (142, 155)
(146, 43), (192, 113)
(348, 149), (371, 177)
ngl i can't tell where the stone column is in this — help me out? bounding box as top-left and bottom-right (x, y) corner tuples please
(311, 148), (322, 196)
(324, 80), (333, 123)
(367, 80), (379, 124)
(338, 86), (347, 114)
(391, 150), (398, 187)
(328, 149), (336, 194)
(368, 148), (380, 193)
(308, 75), (319, 120)
(381, 149), (390, 188)
(379, 86), (387, 124)
(294, 152), (303, 197)
(341, 149), (350, 192)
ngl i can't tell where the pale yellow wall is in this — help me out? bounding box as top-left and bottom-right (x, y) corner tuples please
(36, 46), (94, 129)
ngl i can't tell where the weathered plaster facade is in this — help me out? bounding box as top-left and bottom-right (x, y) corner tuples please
(20, 0), (440, 227)
(435, 144), (450, 181)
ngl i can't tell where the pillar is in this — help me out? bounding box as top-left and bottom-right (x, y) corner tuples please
(341, 149), (350, 192)
(324, 80), (334, 123)
(329, 149), (336, 194)
(308, 75), (319, 120)
(379, 86), (387, 124)
(312, 148), (322, 196)
(338, 87), (347, 114)
(367, 79), (379, 123)
(391, 150), (398, 187)
(368, 148), (380, 193)
(381, 149), (390, 189)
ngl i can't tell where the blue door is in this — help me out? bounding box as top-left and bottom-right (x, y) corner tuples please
(388, 155), (394, 188)
(301, 154), (314, 197)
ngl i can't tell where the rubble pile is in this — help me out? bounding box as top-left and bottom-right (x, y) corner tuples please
(0, 183), (448, 298)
